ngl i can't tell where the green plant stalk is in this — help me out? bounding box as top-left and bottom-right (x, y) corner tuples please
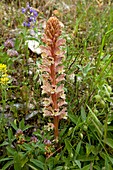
(104, 113), (108, 146)
(89, 126), (113, 165)
(96, 54), (113, 83)
(1, 85), (7, 114)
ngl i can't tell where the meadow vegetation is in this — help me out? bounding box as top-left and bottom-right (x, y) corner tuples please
(0, 0), (113, 169)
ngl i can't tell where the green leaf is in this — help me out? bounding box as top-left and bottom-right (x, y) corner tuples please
(2, 160), (14, 170)
(54, 166), (63, 170)
(68, 113), (78, 125)
(87, 105), (103, 136)
(75, 141), (81, 158)
(19, 118), (25, 130)
(108, 156), (113, 165)
(93, 165), (101, 170)
(81, 106), (86, 122)
(33, 131), (43, 139)
(10, 121), (18, 131)
(78, 155), (99, 161)
(27, 163), (38, 170)
(6, 146), (15, 156)
(0, 141), (9, 147)
(105, 155), (109, 170)
(65, 139), (73, 157)
(37, 144), (46, 152)
(22, 143), (32, 151)
(8, 128), (13, 143)
(103, 138), (113, 149)
(100, 152), (113, 165)
(30, 158), (44, 170)
(14, 152), (23, 170)
(74, 160), (81, 169)
(0, 157), (13, 162)
(23, 125), (33, 131)
(21, 157), (28, 168)
(86, 143), (93, 156)
(81, 164), (90, 170)
(107, 126), (113, 131)
(75, 165), (90, 170)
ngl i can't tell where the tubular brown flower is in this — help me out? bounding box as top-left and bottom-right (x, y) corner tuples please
(40, 17), (67, 142)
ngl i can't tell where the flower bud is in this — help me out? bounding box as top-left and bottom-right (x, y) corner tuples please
(107, 85), (112, 93)
(30, 136), (38, 143)
(79, 132), (83, 139)
(83, 125), (88, 131)
(4, 39), (14, 49)
(94, 95), (101, 102)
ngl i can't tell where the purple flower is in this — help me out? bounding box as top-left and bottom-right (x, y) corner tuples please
(33, 19), (36, 23)
(33, 11), (38, 17)
(22, 7), (26, 13)
(29, 8), (38, 17)
(4, 39), (14, 48)
(44, 139), (51, 146)
(7, 49), (19, 57)
(30, 136), (38, 143)
(22, 3), (38, 28)
(28, 16), (34, 22)
(15, 129), (24, 138)
(26, 2), (30, 9)
(23, 22), (31, 27)
(29, 8), (34, 13)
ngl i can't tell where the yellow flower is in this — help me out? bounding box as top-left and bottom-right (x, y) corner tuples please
(0, 64), (7, 74)
(0, 74), (9, 85)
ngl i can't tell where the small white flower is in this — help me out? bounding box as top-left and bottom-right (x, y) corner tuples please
(26, 40), (41, 55)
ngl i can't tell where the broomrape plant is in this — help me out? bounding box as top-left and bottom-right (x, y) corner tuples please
(40, 17), (67, 142)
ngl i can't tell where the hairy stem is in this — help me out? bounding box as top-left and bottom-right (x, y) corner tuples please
(51, 47), (59, 141)
(54, 116), (59, 142)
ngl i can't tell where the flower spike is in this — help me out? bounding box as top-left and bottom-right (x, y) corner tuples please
(40, 17), (67, 142)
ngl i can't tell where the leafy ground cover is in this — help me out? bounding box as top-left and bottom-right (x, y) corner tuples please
(0, 0), (113, 169)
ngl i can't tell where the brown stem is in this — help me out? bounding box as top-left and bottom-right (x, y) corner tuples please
(54, 116), (59, 142)
(50, 46), (59, 142)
